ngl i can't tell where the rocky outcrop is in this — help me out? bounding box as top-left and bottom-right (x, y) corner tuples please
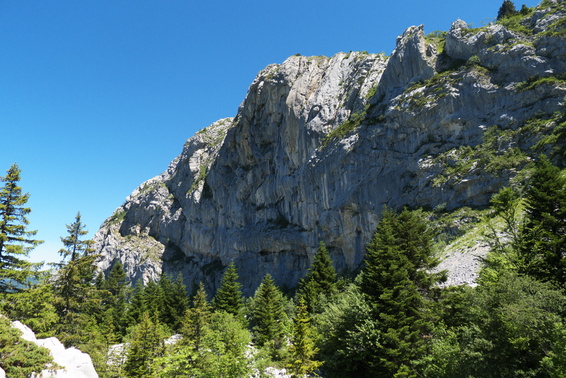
(94, 2), (566, 295)
(11, 321), (98, 378)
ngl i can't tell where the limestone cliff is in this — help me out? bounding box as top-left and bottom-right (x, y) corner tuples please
(94, 1), (566, 295)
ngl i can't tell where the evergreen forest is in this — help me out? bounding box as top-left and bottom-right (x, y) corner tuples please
(1, 149), (566, 377)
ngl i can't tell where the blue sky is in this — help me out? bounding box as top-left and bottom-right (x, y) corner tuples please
(0, 0), (540, 264)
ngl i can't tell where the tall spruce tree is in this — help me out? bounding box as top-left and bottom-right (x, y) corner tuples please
(157, 273), (189, 331)
(518, 156), (566, 286)
(251, 274), (288, 350)
(287, 297), (321, 378)
(251, 273), (290, 362)
(361, 207), (446, 376)
(181, 282), (212, 352)
(298, 241), (337, 313)
(124, 312), (166, 378)
(58, 212), (92, 263)
(0, 164), (42, 293)
(52, 214), (104, 340)
(212, 262), (245, 324)
(99, 261), (130, 339)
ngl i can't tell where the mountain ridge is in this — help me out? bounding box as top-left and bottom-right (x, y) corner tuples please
(94, 0), (566, 295)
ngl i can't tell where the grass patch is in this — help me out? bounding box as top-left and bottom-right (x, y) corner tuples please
(187, 165), (208, 196)
(516, 74), (566, 92)
(497, 12), (534, 35)
(425, 30), (447, 53)
(108, 209), (127, 225)
(431, 126), (529, 187)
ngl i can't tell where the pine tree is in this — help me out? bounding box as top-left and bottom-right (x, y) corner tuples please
(0, 164), (42, 293)
(100, 261), (130, 338)
(124, 312), (166, 377)
(518, 156), (566, 285)
(53, 213), (97, 318)
(0, 316), (53, 377)
(287, 297), (321, 378)
(158, 273), (189, 331)
(212, 262), (246, 324)
(58, 212), (93, 263)
(251, 274), (288, 351)
(2, 282), (59, 338)
(51, 214), (105, 343)
(298, 241), (337, 313)
(497, 0), (518, 20)
(361, 207), (445, 376)
(181, 282), (212, 351)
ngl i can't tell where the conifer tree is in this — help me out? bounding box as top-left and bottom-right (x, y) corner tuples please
(298, 241), (337, 313)
(99, 261), (130, 338)
(58, 212), (92, 263)
(0, 164), (42, 293)
(287, 297), (321, 378)
(361, 207), (445, 376)
(0, 316), (53, 377)
(518, 156), (566, 285)
(497, 0), (518, 20)
(51, 214), (105, 342)
(251, 274), (288, 352)
(158, 273), (189, 331)
(181, 282), (212, 351)
(124, 312), (166, 377)
(212, 262), (245, 324)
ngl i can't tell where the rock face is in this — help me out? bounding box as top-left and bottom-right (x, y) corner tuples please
(94, 2), (566, 295)
(11, 321), (98, 378)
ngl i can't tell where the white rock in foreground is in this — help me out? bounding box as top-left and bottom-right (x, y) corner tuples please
(11, 321), (98, 378)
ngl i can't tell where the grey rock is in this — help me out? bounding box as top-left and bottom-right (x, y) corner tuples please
(11, 321), (98, 378)
(93, 5), (566, 295)
(375, 24), (436, 104)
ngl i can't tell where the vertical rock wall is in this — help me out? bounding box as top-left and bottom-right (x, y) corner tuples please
(94, 4), (566, 295)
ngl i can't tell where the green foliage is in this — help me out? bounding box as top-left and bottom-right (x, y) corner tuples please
(108, 208), (127, 225)
(57, 212), (93, 262)
(0, 164), (43, 293)
(321, 111), (366, 148)
(123, 312), (167, 377)
(125, 273), (189, 334)
(1, 283), (59, 338)
(432, 125), (529, 187)
(298, 241), (338, 313)
(425, 30), (447, 53)
(516, 74), (566, 92)
(0, 316), (54, 377)
(425, 273), (566, 377)
(181, 282), (212, 350)
(360, 207), (446, 376)
(97, 261), (130, 339)
(212, 262), (246, 325)
(158, 282), (253, 377)
(287, 297), (321, 378)
(479, 186), (524, 285)
(158, 310), (252, 378)
(498, 12), (533, 35)
(539, 15), (566, 38)
(497, 0), (518, 21)
(399, 70), (462, 111)
(314, 280), (379, 377)
(157, 273), (189, 331)
(251, 274), (289, 356)
(518, 155), (566, 285)
(188, 164), (208, 195)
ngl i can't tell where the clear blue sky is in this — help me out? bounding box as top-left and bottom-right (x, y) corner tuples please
(0, 0), (540, 264)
